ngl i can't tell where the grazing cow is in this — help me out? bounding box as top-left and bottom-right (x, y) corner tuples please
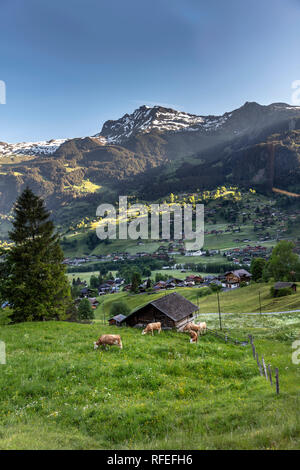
(94, 334), (123, 350)
(183, 321), (207, 335)
(198, 322), (207, 335)
(142, 322), (162, 336)
(183, 322), (200, 333)
(189, 330), (198, 344)
(183, 322), (193, 332)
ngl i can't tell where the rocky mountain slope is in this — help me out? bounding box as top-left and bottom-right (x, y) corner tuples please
(96, 102), (300, 146)
(1, 101), (300, 229)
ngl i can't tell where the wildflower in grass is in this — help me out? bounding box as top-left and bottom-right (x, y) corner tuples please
(47, 411), (60, 418)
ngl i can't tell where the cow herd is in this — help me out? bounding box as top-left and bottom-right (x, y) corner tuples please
(183, 321), (207, 343)
(93, 320), (207, 350)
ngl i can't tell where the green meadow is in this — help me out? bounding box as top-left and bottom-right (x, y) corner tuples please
(90, 283), (300, 323)
(1, 283), (299, 449)
(0, 306), (300, 449)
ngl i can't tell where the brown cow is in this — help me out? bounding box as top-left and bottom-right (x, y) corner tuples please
(184, 321), (207, 335)
(183, 322), (199, 332)
(142, 322), (162, 336)
(198, 322), (207, 335)
(183, 322), (193, 332)
(189, 330), (198, 344)
(94, 334), (123, 350)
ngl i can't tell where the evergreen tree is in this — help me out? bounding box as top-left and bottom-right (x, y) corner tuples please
(90, 275), (100, 289)
(131, 272), (141, 293)
(77, 298), (94, 320)
(2, 188), (71, 322)
(250, 258), (267, 282)
(263, 241), (300, 282)
(109, 301), (130, 319)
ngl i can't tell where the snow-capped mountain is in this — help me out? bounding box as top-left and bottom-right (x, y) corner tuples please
(0, 138), (68, 157)
(2, 101), (300, 158)
(95, 105), (231, 144)
(94, 102), (300, 145)
(1, 101), (300, 219)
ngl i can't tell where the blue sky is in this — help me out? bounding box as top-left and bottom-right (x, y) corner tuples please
(0, 0), (300, 142)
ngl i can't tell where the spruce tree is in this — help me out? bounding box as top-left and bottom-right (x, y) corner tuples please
(4, 187), (71, 322)
(78, 298), (94, 320)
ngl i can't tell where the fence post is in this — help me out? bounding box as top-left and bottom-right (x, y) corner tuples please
(275, 368), (279, 395)
(256, 353), (263, 376)
(251, 343), (256, 359)
(268, 364), (273, 386)
(262, 356), (268, 380)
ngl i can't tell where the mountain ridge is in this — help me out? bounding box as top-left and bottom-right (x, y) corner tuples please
(0, 100), (300, 234)
(2, 101), (300, 156)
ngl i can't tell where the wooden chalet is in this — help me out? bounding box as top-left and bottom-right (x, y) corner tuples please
(88, 297), (99, 309)
(80, 287), (96, 298)
(186, 275), (203, 284)
(120, 292), (198, 330)
(224, 269), (252, 289)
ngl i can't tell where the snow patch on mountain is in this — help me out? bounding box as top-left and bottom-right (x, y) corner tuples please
(0, 139), (69, 157)
(95, 105), (230, 144)
(2, 102), (300, 156)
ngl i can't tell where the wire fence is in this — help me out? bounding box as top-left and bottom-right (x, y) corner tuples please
(248, 335), (280, 394)
(206, 327), (249, 346)
(180, 319), (280, 395)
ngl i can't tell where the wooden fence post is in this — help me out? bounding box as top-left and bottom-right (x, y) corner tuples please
(256, 352), (263, 376)
(275, 368), (279, 395)
(268, 364), (273, 386)
(251, 343), (256, 359)
(262, 356), (268, 380)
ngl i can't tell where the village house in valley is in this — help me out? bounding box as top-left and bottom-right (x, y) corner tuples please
(223, 269), (252, 289)
(120, 292), (198, 330)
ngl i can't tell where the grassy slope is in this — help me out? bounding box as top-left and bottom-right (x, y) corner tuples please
(91, 284), (300, 323)
(0, 319), (299, 450)
(198, 283), (300, 314)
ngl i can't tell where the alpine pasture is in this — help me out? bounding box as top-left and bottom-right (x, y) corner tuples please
(1, 302), (300, 450)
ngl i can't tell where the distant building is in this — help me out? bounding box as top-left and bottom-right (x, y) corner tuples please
(273, 282), (297, 296)
(88, 298), (99, 309)
(224, 269), (252, 289)
(109, 314), (127, 326)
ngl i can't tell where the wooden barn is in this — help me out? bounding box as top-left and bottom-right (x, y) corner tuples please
(108, 314), (126, 326)
(120, 292), (198, 330)
(273, 282), (297, 296)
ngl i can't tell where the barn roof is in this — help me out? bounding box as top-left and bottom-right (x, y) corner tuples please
(274, 282), (296, 290)
(225, 269), (252, 278)
(110, 314), (127, 322)
(122, 292), (198, 323)
(151, 293), (198, 321)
